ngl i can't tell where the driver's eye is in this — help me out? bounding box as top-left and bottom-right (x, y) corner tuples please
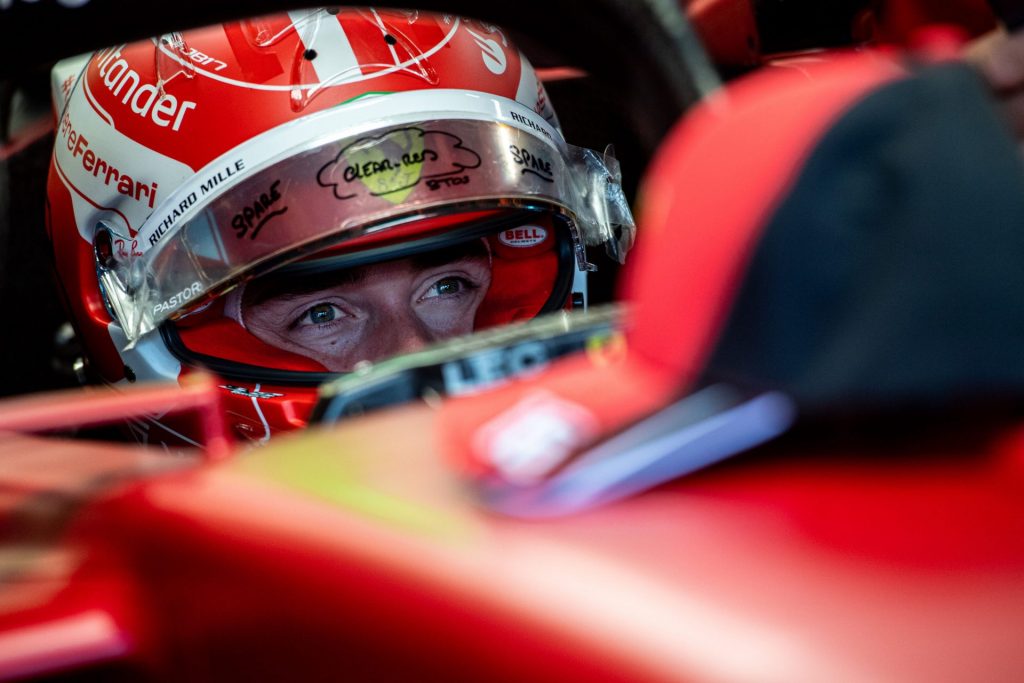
(302, 303), (338, 326)
(425, 277), (467, 299)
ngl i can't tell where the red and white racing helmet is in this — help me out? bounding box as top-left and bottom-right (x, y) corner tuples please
(46, 7), (634, 444)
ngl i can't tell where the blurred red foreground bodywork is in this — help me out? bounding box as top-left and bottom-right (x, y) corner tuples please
(0, 381), (1022, 682)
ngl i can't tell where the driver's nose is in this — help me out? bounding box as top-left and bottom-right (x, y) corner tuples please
(365, 306), (434, 361)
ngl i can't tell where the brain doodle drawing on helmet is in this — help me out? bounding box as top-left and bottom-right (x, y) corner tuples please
(46, 7), (635, 445)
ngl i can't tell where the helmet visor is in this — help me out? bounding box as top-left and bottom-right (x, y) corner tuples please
(99, 97), (634, 345)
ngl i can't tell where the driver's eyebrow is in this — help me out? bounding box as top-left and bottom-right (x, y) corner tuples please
(244, 240), (490, 307)
(245, 268), (367, 306)
(409, 239), (489, 270)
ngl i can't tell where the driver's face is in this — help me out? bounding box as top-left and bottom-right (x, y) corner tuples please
(242, 246), (491, 372)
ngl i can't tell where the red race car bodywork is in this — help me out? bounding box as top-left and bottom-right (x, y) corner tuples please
(2, 1), (1024, 681)
(1, 384), (1022, 681)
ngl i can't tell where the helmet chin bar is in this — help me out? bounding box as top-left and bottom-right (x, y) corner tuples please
(312, 305), (623, 425)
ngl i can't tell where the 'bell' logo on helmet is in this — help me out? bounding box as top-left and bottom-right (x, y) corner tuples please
(499, 225), (548, 248)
